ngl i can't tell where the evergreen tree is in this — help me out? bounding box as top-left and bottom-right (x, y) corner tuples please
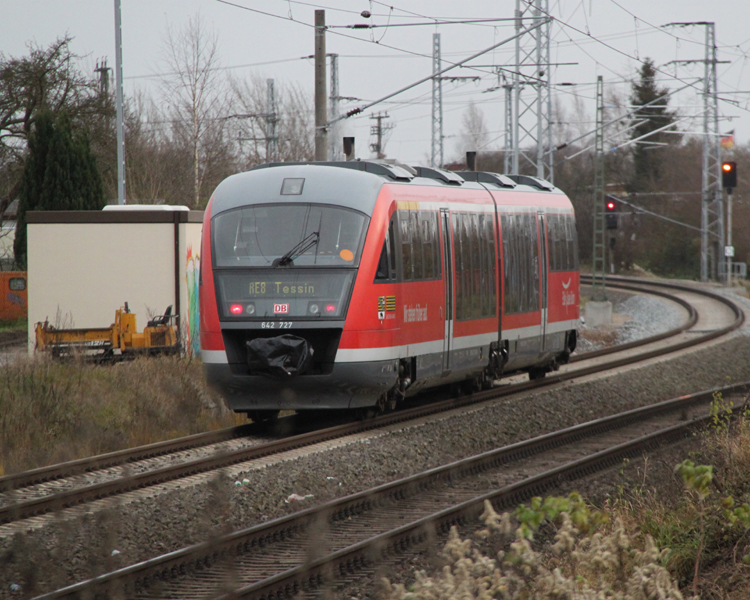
(14, 111), (104, 267)
(629, 59), (677, 191)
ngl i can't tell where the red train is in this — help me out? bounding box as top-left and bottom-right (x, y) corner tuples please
(199, 161), (579, 420)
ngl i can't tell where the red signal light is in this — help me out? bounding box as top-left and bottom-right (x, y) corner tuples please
(606, 201), (615, 210)
(230, 304), (243, 314)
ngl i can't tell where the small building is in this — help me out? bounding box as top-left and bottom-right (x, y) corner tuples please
(26, 206), (203, 354)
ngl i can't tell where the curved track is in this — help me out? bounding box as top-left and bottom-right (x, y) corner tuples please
(0, 277), (743, 527)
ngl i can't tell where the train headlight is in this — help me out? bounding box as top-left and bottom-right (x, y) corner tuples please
(309, 303), (320, 315)
(245, 304), (256, 315)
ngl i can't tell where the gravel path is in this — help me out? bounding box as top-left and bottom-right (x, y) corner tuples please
(577, 286), (687, 353)
(1, 285), (748, 599)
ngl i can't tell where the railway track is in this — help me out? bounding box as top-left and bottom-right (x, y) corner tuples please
(0, 277), (743, 526)
(32, 380), (750, 600)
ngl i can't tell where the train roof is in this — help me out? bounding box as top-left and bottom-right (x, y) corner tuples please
(209, 160), (565, 218)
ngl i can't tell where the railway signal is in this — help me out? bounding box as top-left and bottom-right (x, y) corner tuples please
(722, 161), (737, 189)
(605, 199), (618, 230)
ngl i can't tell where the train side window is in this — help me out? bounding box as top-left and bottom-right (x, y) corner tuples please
(558, 215), (575, 271)
(400, 212), (413, 281)
(375, 242), (390, 281)
(481, 213), (497, 316)
(431, 213), (441, 278)
(501, 213), (539, 314)
(469, 213), (482, 318)
(388, 217), (398, 277)
(566, 215), (579, 270)
(452, 214), (464, 319)
(453, 212), (495, 320)
(411, 211), (424, 280)
(546, 214), (559, 272)
(421, 214), (434, 278)
(529, 214), (540, 311)
(376, 214), (398, 282)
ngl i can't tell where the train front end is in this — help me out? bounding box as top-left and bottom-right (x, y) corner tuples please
(199, 164), (392, 416)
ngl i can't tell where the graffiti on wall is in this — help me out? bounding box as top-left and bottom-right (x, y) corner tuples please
(185, 245), (201, 356)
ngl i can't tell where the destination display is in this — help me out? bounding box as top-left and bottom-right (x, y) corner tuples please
(216, 270), (355, 319)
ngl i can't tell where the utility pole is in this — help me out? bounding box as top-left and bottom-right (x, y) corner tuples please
(512, 0), (553, 182)
(266, 79), (278, 162)
(114, 0), (126, 204)
(94, 58), (110, 96)
(665, 22), (725, 281)
(591, 76), (607, 302)
(314, 9), (328, 161)
(329, 53), (341, 161)
(369, 113), (393, 158)
(431, 33), (444, 168)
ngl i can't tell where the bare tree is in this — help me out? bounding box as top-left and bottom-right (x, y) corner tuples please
(230, 74), (314, 168)
(456, 102), (489, 158)
(159, 15), (229, 208)
(0, 37), (108, 213)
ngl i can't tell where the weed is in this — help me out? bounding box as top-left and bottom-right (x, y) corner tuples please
(0, 354), (235, 474)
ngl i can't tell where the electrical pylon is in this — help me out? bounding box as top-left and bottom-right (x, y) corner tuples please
(591, 76), (607, 301)
(701, 23), (724, 282)
(431, 33), (444, 168)
(665, 21), (725, 281)
(511, 0), (553, 182)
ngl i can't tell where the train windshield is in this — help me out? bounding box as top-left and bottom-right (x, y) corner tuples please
(213, 204), (369, 268)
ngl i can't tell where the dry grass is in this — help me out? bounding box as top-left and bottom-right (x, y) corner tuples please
(380, 404), (750, 599)
(0, 354), (237, 475)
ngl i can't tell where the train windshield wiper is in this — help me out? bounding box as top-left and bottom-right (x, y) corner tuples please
(273, 231), (319, 267)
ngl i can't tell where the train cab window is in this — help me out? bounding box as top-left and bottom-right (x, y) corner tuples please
(501, 213), (540, 314)
(213, 203), (368, 268)
(453, 212), (496, 320)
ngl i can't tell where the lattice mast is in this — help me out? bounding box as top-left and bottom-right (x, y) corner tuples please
(512, 0), (553, 182)
(591, 76), (607, 301)
(701, 23), (724, 282)
(431, 34), (444, 168)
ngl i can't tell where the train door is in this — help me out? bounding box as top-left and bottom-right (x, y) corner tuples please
(537, 212), (549, 350)
(440, 209), (454, 373)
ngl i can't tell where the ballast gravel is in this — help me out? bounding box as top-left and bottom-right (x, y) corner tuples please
(2, 286), (750, 598)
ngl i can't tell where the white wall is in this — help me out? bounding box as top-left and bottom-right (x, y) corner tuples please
(27, 220), (202, 352)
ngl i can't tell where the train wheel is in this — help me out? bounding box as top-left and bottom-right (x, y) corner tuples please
(358, 407), (378, 420)
(528, 368), (546, 381)
(247, 410), (280, 423)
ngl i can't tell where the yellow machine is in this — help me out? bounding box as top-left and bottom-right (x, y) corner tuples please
(35, 303), (179, 359)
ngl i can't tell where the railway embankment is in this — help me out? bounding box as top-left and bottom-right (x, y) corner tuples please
(1, 284), (749, 598)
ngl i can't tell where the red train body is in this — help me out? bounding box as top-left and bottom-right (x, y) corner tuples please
(200, 161), (579, 418)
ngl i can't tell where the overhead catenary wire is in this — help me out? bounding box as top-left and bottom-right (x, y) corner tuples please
(328, 17), (549, 126)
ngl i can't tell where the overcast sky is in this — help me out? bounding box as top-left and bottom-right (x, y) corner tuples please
(3, 1), (750, 167)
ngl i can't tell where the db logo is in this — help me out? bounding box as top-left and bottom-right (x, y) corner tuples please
(273, 303), (289, 314)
